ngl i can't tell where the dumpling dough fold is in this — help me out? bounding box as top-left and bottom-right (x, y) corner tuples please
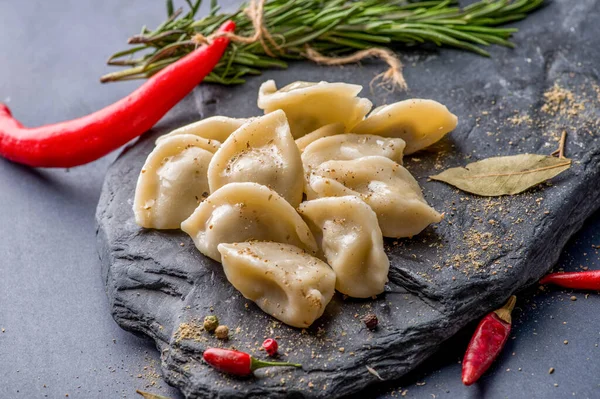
(257, 80), (372, 139)
(155, 116), (248, 145)
(133, 134), (220, 229)
(352, 99), (458, 154)
(299, 196), (389, 298)
(218, 241), (336, 328)
(207, 110), (304, 208)
(308, 156), (442, 238)
(181, 182), (318, 261)
(295, 123), (345, 153)
(301, 133), (406, 172)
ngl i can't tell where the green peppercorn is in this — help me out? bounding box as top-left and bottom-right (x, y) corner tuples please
(203, 315), (219, 333)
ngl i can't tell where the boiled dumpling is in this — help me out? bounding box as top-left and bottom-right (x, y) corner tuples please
(352, 99), (458, 154)
(257, 80), (372, 139)
(133, 134), (220, 229)
(308, 156), (442, 238)
(298, 196), (389, 298)
(301, 133), (406, 172)
(181, 182), (318, 261)
(295, 123), (345, 153)
(155, 116), (248, 145)
(218, 241), (336, 328)
(207, 110), (304, 208)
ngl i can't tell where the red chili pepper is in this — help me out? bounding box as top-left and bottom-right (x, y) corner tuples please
(462, 295), (516, 386)
(262, 338), (278, 356)
(540, 270), (600, 290)
(0, 21), (235, 168)
(203, 347), (301, 376)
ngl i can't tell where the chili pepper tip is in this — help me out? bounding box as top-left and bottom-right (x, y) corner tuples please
(539, 270), (600, 290)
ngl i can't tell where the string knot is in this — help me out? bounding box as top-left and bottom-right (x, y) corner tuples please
(192, 33), (210, 46)
(305, 46), (407, 92)
(198, 0), (281, 56)
(196, 0), (407, 91)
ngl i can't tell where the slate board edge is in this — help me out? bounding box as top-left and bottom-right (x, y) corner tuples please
(96, 136), (600, 399)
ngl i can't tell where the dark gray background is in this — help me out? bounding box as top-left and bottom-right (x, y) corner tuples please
(0, 1), (598, 398)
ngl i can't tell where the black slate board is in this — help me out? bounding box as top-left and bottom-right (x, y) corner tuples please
(96, 1), (600, 397)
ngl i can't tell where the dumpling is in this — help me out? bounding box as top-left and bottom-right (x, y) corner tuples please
(352, 99), (458, 154)
(298, 196), (389, 298)
(207, 110), (304, 208)
(218, 241), (336, 328)
(308, 156), (442, 238)
(301, 133), (406, 172)
(295, 123), (345, 153)
(181, 182), (318, 261)
(155, 116), (248, 145)
(133, 134), (220, 229)
(257, 80), (372, 139)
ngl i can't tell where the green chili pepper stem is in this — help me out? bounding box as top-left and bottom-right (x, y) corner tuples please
(250, 356), (302, 371)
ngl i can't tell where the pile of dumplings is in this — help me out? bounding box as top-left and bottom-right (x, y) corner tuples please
(133, 80), (458, 329)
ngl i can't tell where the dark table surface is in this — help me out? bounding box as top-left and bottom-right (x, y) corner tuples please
(1, 1), (599, 398)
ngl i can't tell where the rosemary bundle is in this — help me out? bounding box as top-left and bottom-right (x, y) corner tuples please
(101, 0), (544, 85)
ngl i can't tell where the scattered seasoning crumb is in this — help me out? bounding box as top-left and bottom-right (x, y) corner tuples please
(564, 340), (569, 345)
(549, 367), (555, 374)
(1, 328), (4, 333)
(570, 295), (577, 301)
(554, 383), (559, 387)
(175, 322), (205, 343)
(541, 83), (584, 117)
(508, 113), (533, 126)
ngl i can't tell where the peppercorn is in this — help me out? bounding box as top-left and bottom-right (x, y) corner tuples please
(362, 313), (378, 330)
(262, 338), (278, 356)
(215, 325), (229, 340)
(203, 315), (219, 333)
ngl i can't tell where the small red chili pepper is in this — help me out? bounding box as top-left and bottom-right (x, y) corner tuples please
(462, 295), (516, 386)
(540, 270), (600, 290)
(203, 347), (301, 376)
(0, 20), (235, 168)
(262, 338), (278, 356)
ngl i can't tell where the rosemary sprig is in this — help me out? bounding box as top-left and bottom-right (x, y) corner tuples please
(101, 0), (544, 84)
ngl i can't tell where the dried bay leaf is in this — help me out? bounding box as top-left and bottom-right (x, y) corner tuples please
(430, 154), (571, 196)
(136, 390), (173, 399)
